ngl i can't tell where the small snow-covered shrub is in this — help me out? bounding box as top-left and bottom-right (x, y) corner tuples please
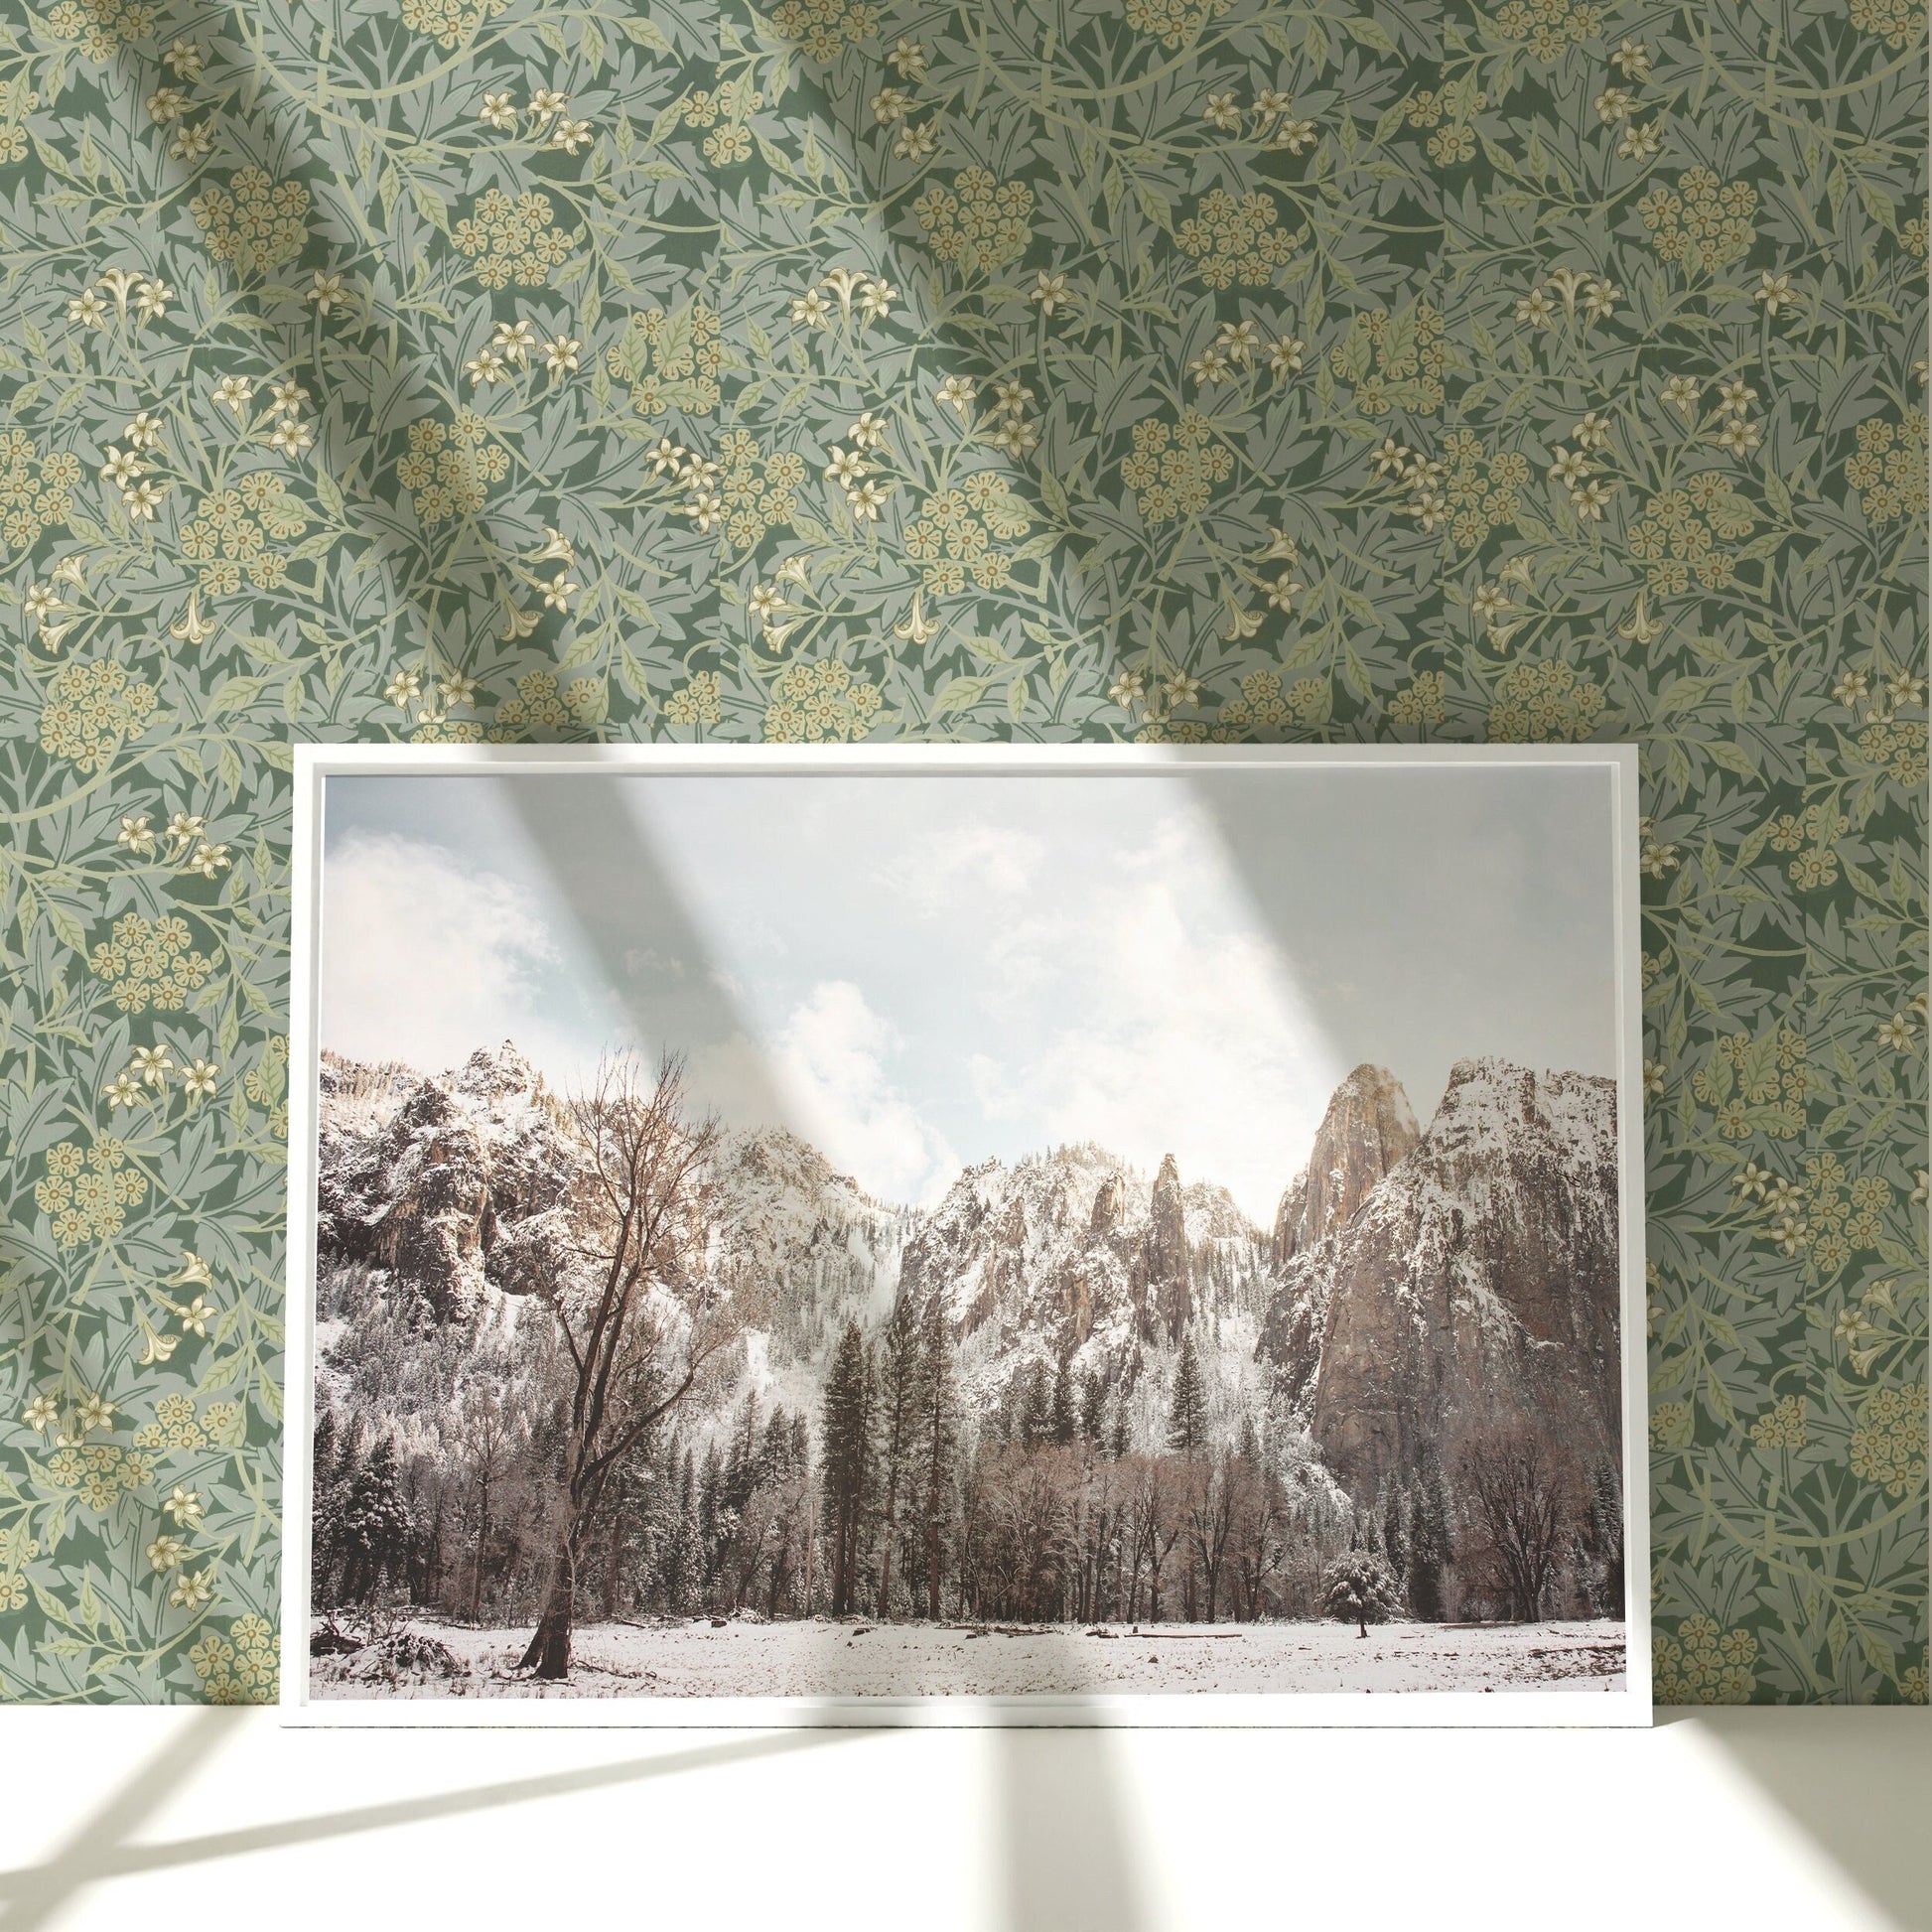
(1321, 1551), (1402, 1636)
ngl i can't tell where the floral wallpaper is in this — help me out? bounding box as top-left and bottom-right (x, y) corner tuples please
(0, 0), (1923, 1705)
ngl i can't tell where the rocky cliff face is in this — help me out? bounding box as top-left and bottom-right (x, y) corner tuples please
(1258, 1057), (1621, 1499)
(708, 1125), (903, 1365)
(318, 1042), (1619, 1489)
(316, 1042), (584, 1319)
(1146, 1154), (1192, 1343)
(896, 1143), (1273, 1420)
(1271, 1063), (1420, 1263)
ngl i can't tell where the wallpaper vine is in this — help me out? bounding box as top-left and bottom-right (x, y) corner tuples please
(0, 0), (1924, 1705)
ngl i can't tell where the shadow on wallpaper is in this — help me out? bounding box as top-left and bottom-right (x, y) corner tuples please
(0, 0), (1921, 1707)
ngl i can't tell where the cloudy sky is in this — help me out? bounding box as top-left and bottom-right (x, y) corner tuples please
(318, 764), (1618, 1221)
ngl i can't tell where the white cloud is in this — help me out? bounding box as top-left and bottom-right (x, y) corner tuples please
(690, 981), (958, 1206)
(778, 982), (959, 1201)
(880, 818), (1044, 919)
(967, 808), (1342, 1223)
(321, 832), (571, 1078)
(622, 946), (686, 981)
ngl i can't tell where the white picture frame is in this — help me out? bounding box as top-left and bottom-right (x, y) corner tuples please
(282, 742), (1652, 1727)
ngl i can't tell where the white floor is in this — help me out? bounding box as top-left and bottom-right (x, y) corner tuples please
(2, 1707), (1926, 1931)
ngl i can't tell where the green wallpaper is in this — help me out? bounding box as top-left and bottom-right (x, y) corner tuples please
(0, 0), (1923, 1704)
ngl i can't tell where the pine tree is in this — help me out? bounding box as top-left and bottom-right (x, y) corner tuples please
(339, 1432), (411, 1604)
(820, 1319), (874, 1616)
(724, 1393), (759, 1515)
(1080, 1370), (1108, 1448)
(1585, 1463), (1624, 1614)
(1019, 1361), (1051, 1450)
(760, 1408), (795, 1487)
(669, 1446), (702, 1610)
(1321, 1548), (1402, 1637)
(874, 1292), (921, 1617)
(1167, 1330), (1208, 1456)
(1382, 1480), (1408, 1587)
(1049, 1355), (1077, 1448)
(1406, 1462), (1450, 1620)
(311, 1403), (344, 1608)
(913, 1294), (961, 1620)
(698, 1440), (726, 1593)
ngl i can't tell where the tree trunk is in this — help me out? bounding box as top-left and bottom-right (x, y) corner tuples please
(520, 1544), (576, 1678)
(878, 1479), (897, 1620)
(471, 1477), (490, 1624)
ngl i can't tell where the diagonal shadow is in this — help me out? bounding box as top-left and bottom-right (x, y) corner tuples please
(0, 1708), (235, 1932)
(1670, 1710), (1932, 1932)
(89, 35), (1182, 1932)
(0, 1720), (863, 1930)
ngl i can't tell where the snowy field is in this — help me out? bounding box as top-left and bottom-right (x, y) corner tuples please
(310, 1615), (1625, 1700)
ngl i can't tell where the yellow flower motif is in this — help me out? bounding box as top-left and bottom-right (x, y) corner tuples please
(39, 657), (158, 771)
(88, 912), (215, 1015)
(1177, 188), (1297, 289)
(191, 1613), (280, 1703)
(762, 658), (883, 743)
(1749, 1394), (1808, 1449)
(662, 671), (724, 729)
(400, 0), (510, 49)
(1123, 0), (1233, 49)
(1654, 1615), (1758, 1704)
(452, 189), (577, 288)
(913, 167), (1035, 278)
(1850, 1387), (1927, 1497)
(1119, 411), (1234, 523)
(190, 166), (312, 275)
(1848, 0), (1925, 48)
(1487, 659), (1605, 743)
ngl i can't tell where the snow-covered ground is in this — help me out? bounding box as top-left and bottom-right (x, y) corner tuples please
(310, 1615), (1625, 1700)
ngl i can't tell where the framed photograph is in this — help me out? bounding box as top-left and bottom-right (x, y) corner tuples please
(282, 745), (1650, 1725)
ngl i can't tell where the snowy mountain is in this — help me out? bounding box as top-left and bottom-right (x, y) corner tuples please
(1271, 1062), (1420, 1263)
(316, 1042), (586, 1321)
(897, 1142), (1276, 1432)
(708, 1123), (905, 1408)
(1257, 1057), (1622, 1499)
(315, 1044), (1619, 1486)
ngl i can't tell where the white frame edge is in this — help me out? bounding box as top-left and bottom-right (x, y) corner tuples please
(279, 742), (1652, 1729)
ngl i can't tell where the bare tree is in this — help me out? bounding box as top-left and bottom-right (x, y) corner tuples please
(1227, 1452), (1285, 1620)
(1184, 1449), (1242, 1622)
(1127, 1454), (1186, 1622)
(453, 1368), (518, 1624)
(517, 1053), (736, 1678)
(1457, 1432), (1575, 1622)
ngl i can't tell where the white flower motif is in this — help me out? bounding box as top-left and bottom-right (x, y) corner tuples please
(1030, 271), (1073, 316)
(307, 271), (350, 315)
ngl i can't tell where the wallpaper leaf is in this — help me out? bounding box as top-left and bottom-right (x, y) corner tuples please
(0, 0), (1923, 1703)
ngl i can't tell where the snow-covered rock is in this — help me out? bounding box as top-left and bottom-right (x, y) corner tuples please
(897, 1143), (1274, 1422)
(1258, 1057), (1622, 1499)
(317, 1041), (1620, 1491)
(317, 1042), (584, 1319)
(1271, 1062), (1420, 1263)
